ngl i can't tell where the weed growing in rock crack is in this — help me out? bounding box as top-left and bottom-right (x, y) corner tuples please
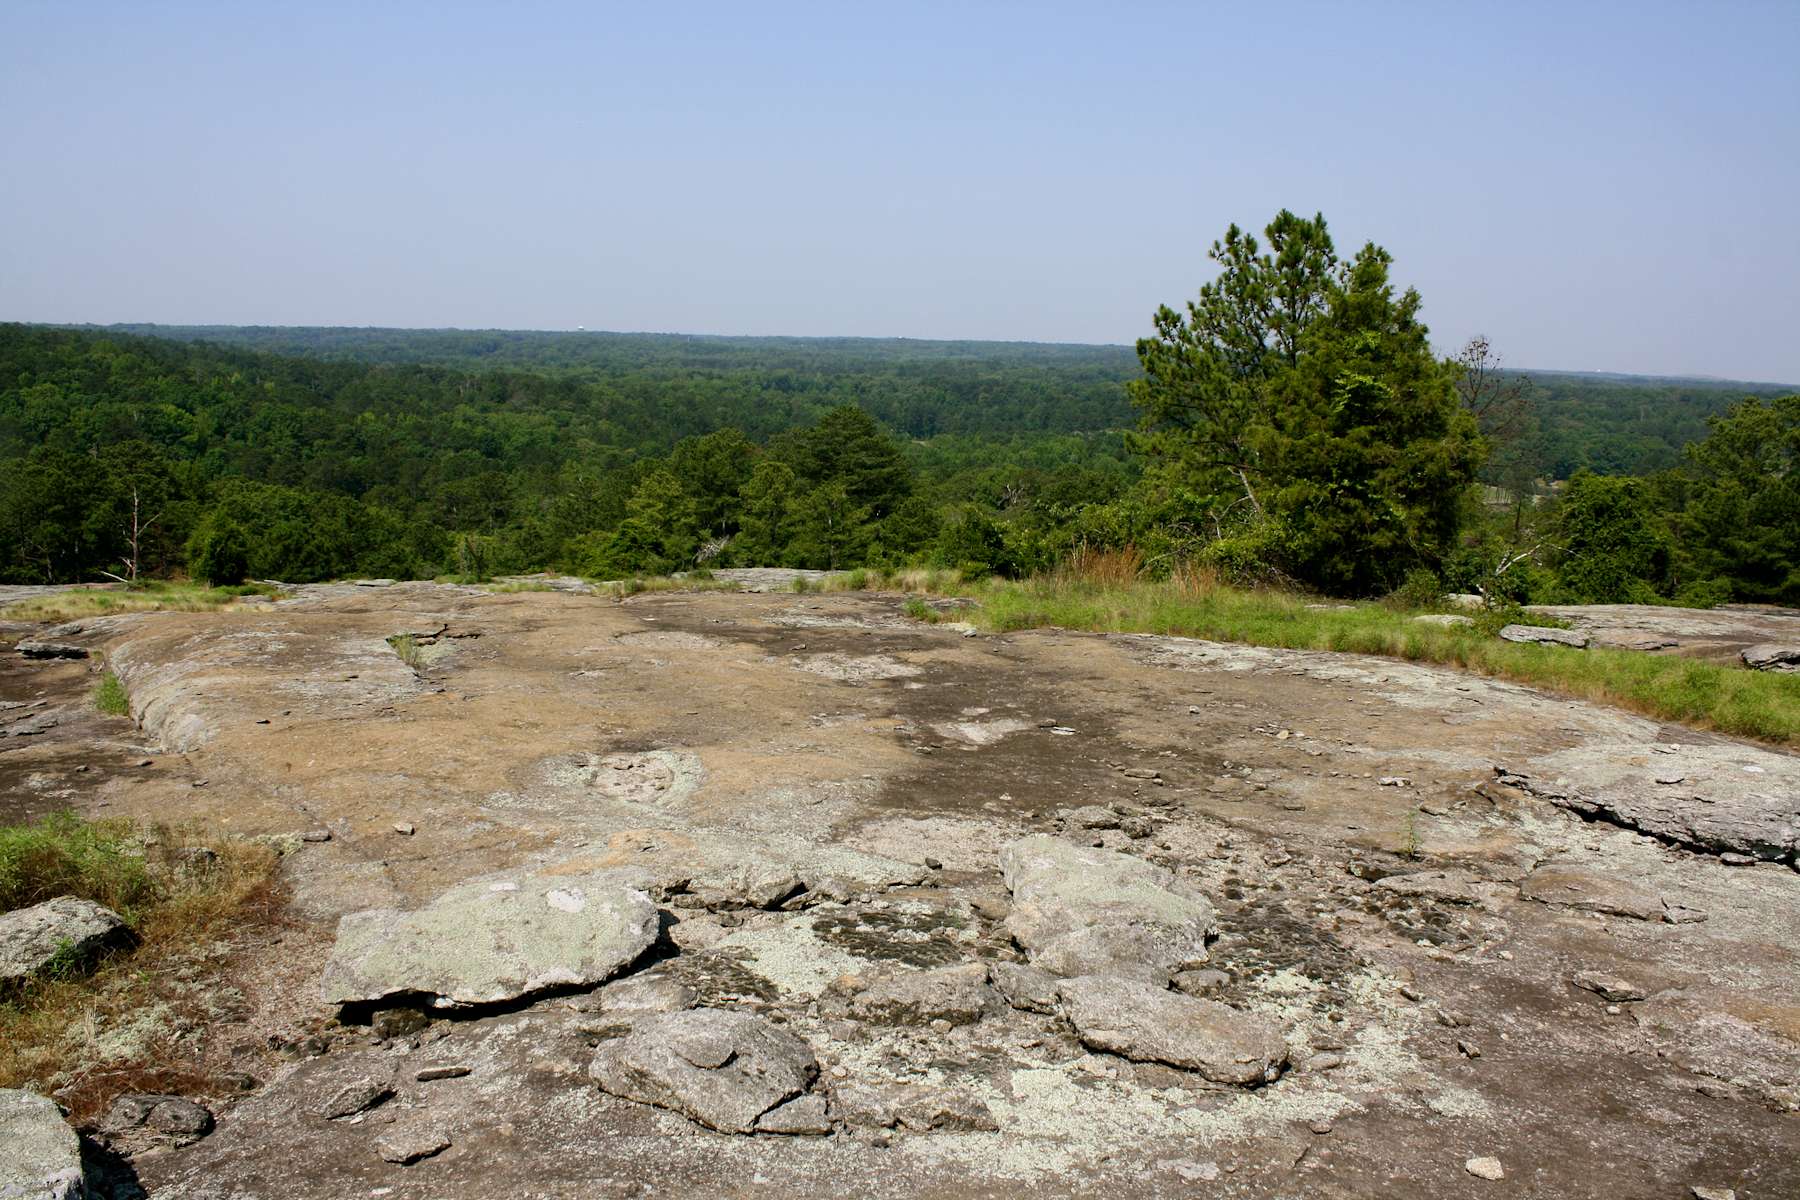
(0, 813), (284, 1123)
(1400, 809), (1422, 860)
(386, 633), (426, 670)
(93, 670), (129, 716)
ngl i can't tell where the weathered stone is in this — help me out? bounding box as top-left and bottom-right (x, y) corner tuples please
(827, 1082), (899, 1128)
(99, 1093), (214, 1152)
(1571, 970), (1646, 1003)
(848, 963), (991, 1026)
(1056, 976), (1288, 1084)
(375, 1119), (450, 1164)
(894, 1088), (998, 1132)
(1064, 805), (1120, 830)
(1498, 624), (1589, 649)
(15, 641), (88, 659)
(588, 1009), (818, 1133)
(990, 961), (1061, 1014)
(0, 1088), (83, 1200)
(591, 973), (698, 1015)
(1171, 968), (1230, 997)
(754, 1094), (832, 1135)
(1466, 1156), (1505, 1180)
(1411, 613), (1473, 627)
(1374, 868), (1508, 907)
(1520, 866), (1662, 921)
(320, 1078), (391, 1119)
(320, 871), (658, 1008)
(415, 1064), (472, 1082)
(1740, 644), (1800, 673)
(744, 869), (802, 910)
(1000, 836), (1217, 983)
(0, 895), (129, 985)
(1498, 750), (1800, 864)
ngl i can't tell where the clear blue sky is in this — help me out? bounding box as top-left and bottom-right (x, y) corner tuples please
(3, 1), (1797, 381)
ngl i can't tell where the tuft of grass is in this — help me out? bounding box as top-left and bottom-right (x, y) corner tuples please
(93, 670), (129, 717)
(0, 812), (159, 917)
(386, 633), (425, 670)
(902, 596), (940, 623)
(0, 814), (282, 1122)
(790, 576), (812, 593)
(592, 575), (742, 599)
(919, 574), (1800, 747)
(0, 581), (278, 623)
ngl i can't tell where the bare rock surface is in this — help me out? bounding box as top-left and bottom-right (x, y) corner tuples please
(1498, 623), (1590, 648)
(0, 1088), (84, 1200)
(1742, 643), (1800, 672)
(1057, 975), (1289, 1083)
(320, 870), (658, 1007)
(3, 583), (1795, 1198)
(1000, 835), (1217, 982)
(588, 1008), (818, 1133)
(0, 895), (127, 984)
(1499, 744), (1800, 864)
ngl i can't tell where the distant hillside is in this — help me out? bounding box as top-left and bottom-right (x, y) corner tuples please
(54, 325), (1800, 477)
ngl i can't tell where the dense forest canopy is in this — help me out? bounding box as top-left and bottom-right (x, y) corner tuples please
(5, 233), (1794, 604)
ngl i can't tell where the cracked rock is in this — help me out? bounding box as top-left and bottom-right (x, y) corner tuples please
(0, 895), (129, 985)
(589, 1008), (819, 1133)
(320, 870), (659, 1008)
(1000, 836), (1217, 983)
(0, 1088), (84, 1200)
(847, 962), (992, 1026)
(1056, 975), (1288, 1084)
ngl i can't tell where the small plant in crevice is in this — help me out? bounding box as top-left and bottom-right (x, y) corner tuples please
(386, 634), (425, 670)
(94, 670), (129, 716)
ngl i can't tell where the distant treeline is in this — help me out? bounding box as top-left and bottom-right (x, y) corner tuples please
(3, 321), (1793, 605)
(80, 324), (1795, 481)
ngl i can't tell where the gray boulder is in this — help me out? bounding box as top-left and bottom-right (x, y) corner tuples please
(848, 963), (991, 1026)
(0, 896), (128, 986)
(1498, 624), (1590, 649)
(999, 836), (1216, 983)
(990, 961), (1062, 1014)
(1741, 644), (1800, 673)
(1056, 975), (1289, 1084)
(320, 871), (658, 1008)
(0, 1088), (84, 1200)
(589, 1008), (818, 1133)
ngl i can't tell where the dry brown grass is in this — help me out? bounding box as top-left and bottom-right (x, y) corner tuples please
(0, 582), (279, 623)
(0, 820), (287, 1125)
(1056, 544), (1144, 589)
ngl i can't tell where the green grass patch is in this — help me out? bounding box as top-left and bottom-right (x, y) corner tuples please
(386, 633), (426, 670)
(917, 576), (1800, 747)
(93, 671), (129, 716)
(0, 812), (282, 1120)
(0, 581), (278, 623)
(0, 812), (159, 918)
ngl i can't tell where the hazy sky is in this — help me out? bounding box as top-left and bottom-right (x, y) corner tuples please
(4, 1), (1797, 381)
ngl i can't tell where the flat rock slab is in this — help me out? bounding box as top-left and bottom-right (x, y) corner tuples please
(0, 1088), (84, 1200)
(1501, 747), (1800, 863)
(1056, 975), (1289, 1085)
(1375, 868), (1514, 909)
(589, 1008), (818, 1133)
(1498, 624), (1590, 649)
(1520, 866), (1663, 921)
(320, 871), (658, 1007)
(848, 962), (992, 1026)
(1000, 835), (1217, 983)
(0, 895), (128, 985)
(1742, 644), (1800, 672)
